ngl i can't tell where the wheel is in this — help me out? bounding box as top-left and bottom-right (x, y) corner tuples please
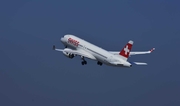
(69, 54), (74, 58)
(97, 61), (99, 65)
(97, 61), (102, 66)
(81, 61), (84, 65)
(81, 61), (87, 65)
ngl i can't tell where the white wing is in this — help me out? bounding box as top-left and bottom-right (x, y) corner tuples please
(53, 46), (96, 60)
(109, 48), (155, 56)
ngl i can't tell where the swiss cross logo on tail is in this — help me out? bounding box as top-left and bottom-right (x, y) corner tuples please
(119, 40), (133, 58)
(124, 45), (130, 55)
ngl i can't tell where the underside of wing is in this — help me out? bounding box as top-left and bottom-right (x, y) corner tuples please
(53, 45), (96, 60)
(64, 49), (97, 60)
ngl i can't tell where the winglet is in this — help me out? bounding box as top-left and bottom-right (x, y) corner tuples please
(53, 45), (56, 50)
(150, 48), (155, 52)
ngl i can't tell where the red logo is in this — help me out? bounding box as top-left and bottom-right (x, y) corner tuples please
(68, 38), (79, 46)
(119, 43), (132, 58)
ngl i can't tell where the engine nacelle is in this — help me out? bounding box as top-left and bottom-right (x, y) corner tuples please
(63, 51), (74, 58)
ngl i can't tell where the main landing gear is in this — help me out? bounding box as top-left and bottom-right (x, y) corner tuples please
(80, 56), (102, 66)
(81, 56), (87, 65)
(81, 61), (87, 65)
(97, 61), (102, 66)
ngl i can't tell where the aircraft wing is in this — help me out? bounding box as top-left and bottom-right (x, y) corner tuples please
(109, 48), (155, 56)
(53, 45), (96, 60)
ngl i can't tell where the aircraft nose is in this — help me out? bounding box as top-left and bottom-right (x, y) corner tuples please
(61, 37), (66, 43)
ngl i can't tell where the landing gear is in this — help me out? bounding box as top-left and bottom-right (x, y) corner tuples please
(81, 60), (87, 65)
(81, 56), (87, 65)
(97, 61), (102, 66)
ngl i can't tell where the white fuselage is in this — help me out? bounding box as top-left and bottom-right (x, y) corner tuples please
(61, 35), (132, 67)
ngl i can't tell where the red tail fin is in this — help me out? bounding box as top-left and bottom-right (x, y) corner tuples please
(119, 40), (133, 59)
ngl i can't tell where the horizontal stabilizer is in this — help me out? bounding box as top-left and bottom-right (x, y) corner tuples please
(130, 62), (147, 65)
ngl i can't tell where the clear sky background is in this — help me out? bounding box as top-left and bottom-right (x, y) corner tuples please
(0, 0), (180, 106)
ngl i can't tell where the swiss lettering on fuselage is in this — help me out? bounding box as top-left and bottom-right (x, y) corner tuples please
(68, 38), (79, 46)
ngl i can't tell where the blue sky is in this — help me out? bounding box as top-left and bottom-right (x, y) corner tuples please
(0, 0), (180, 106)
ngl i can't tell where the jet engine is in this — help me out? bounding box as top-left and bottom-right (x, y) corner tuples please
(63, 51), (74, 58)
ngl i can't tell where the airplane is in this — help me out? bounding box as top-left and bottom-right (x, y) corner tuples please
(53, 34), (155, 67)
